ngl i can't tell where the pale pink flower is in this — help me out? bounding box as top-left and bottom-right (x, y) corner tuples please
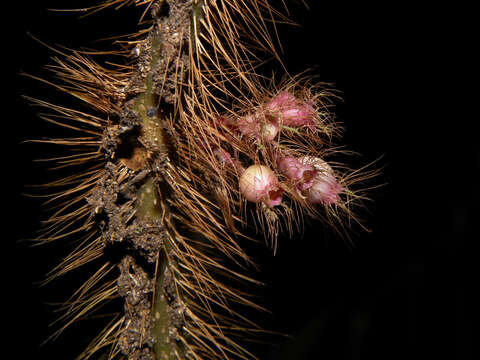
(277, 156), (317, 191)
(239, 165), (283, 207)
(306, 174), (343, 205)
(299, 157), (343, 205)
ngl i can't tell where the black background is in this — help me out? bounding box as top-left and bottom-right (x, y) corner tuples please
(6, 1), (475, 359)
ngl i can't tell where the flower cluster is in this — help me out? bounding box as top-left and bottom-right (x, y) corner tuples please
(212, 89), (343, 208)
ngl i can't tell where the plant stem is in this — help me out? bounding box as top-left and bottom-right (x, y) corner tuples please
(132, 26), (176, 359)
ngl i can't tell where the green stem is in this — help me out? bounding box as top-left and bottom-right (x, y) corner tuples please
(152, 251), (171, 360)
(132, 29), (175, 360)
(136, 174), (174, 360)
(191, 0), (205, 46)
(136, 177), (162, 220)
(134, 2), (207, 358)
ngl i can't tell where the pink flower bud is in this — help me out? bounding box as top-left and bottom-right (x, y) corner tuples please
(265, 91), (297, 110)
(265, 91), (316, 129)
(299, 157), (343, 205)
(237, 114), (279, 142)
(239, 165), (283, 207)
(237, 114), (259, 137)
(277, 156), (317, 191)
(213, 147), (243, 171)
(215, 115), (236, 129)
(281, 102), (316, 128)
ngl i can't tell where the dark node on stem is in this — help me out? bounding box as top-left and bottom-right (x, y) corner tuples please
(117, 127), (147, 172)
(146, 107), (158, 117)
(154, 0), (170, 18)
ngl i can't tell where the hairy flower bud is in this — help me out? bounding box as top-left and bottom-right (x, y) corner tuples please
(237, 114), (279, 142)
(236, 114), (258, 136)
(215, 115), (236, 130)
(213, 147), (243, 171)
(239, 165), (283, 207)
(265, 91), (316, 128)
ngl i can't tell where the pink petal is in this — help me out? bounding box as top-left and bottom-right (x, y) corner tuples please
(299, 157), (343, 205)
(266, 92), (316, 128)
(278, 156), (317, 191)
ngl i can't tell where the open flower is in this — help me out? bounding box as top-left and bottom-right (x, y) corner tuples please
(300, 156), (343, 205)
(278, 155), (342, 205)
(239, 165), (283, 207)
(277, 155), (317, 191)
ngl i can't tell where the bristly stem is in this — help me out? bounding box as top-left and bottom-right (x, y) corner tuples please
(135, 178), (173, 359)
(132, 25), (176, 358)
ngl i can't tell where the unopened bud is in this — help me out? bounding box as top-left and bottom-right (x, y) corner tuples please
(239, 165), (283, 207)
(213, 147), (243, 171)
(266, 91), (316, 128)
(261, 120), (279, 142)
(237, 114), (279, 142)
